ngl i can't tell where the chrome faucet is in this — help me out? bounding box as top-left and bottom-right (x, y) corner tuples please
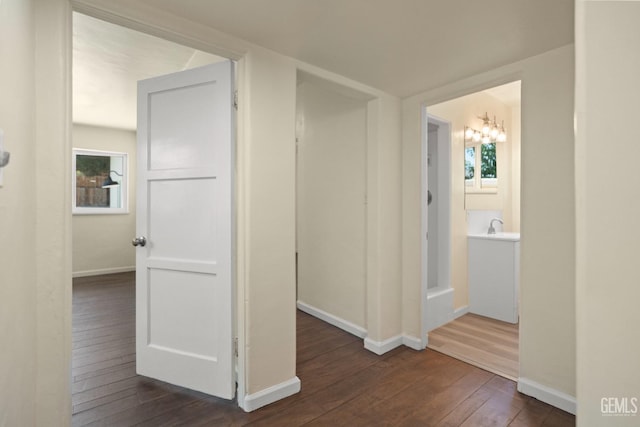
(488, 218), (504, 234)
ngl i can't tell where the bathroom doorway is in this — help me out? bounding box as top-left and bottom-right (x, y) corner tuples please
(423, 80), (522, 381)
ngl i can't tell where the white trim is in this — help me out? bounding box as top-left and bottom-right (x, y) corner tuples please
(364, 335), (403, 355)
(72, 266), (135, 278)
(297, 301), (367, 338)
(426, 286), (454, 332)
(453, 305), (470, 319)
(240, 376), (301, 412)
(517, 377), (576, 415)
(401, 334), (424, 351)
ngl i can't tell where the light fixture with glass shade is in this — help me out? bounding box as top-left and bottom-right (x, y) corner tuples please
(465, 112), (507, 145)
(102, 170), (123, 188)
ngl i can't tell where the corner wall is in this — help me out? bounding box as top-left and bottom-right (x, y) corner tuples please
(72, 124), (136, 276)
(402, 45), (575, 403)
(241, 47), (298, 396)
(576, 1), (640, 424)
(0, 0), (38, 424)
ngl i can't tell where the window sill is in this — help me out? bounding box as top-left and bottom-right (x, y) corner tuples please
(465, 188), (498, 195)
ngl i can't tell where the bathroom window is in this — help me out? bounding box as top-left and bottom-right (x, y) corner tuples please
(465, 142), (497, 192)
(73, 148), (128, 214)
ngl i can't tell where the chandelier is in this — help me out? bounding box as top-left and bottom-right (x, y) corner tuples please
(464, 112), (506, 144)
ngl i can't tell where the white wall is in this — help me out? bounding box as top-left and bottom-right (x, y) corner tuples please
(34, 0), (73, 422)
(296, 80), (367, 329)
(402, 45), (575, 403)
(428, 91), (517, 309)
(72, 124), (136, 276)
(576, 1), (640, 424)
(0, 0), (37, 424)
(241, 46), (298, 396)
(365, 95), (404, 344)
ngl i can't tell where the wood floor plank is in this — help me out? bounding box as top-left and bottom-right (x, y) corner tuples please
(509, 398), (554, 426)
(73, 362), (137, 394)
(72, 273), (574, 426)
(459, 391), (524, 427)
(72, 353), (136, 378)
(397, 369), (494, 426)
(428, 313), (519, 380)
(436, 386), (496, 426)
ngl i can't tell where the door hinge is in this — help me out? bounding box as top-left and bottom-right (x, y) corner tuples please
(233, 90), (238, 110)
(234, 337), (238, 357)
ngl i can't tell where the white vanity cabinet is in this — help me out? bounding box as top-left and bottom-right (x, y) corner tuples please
(468, 233), (520, 324)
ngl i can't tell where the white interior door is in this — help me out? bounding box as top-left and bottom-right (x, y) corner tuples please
(135, 61), (234, 399)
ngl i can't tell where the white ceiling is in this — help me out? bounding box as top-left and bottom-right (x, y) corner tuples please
(73, 13), (224, 130)
(484, 80), (521, 108)
(128, 0), (574, 97)
(73, 1), (573, 130)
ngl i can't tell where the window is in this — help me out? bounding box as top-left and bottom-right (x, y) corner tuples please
(465, 142), (497, 192)
(73, 149), (128, 214)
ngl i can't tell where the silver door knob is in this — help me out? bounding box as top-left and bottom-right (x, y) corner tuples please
(132, 236), (147, 247)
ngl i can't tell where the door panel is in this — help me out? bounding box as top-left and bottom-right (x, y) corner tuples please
(148, 82), (220, 171)
(148, 269), (220, 356)
(136, 61), (234, 399)
(148, 178), (217, 261)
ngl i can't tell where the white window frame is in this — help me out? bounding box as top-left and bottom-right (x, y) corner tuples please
(72, 148), (129, 214)
(465, 142), (498, 194)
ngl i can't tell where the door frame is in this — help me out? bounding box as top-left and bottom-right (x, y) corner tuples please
(419, 75), (523, 356)
(69, 1), (247, 408)
(420, 112), (452, 347)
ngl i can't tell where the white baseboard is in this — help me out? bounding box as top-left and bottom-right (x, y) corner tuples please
(72, 266), (135, 278)
(517, 377), (576, 415)
(241, 376), (301, 412)
(401, 334), (424, 351)
(364, 335), (403, 355)
(453, 305), (469, 319)
(297, 301), (367, 338)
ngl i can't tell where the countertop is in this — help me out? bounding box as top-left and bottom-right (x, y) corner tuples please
(468, 232), (520, 242)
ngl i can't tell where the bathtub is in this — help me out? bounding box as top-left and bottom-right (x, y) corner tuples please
(426, 286), (454, 332)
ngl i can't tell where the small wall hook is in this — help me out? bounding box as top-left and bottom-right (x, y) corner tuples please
(0, 151), (10, 168)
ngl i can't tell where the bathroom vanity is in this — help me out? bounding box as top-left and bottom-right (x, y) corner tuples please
(467, 233), (520, 323)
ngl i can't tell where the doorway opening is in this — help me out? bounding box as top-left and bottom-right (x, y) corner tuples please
(423, 80), (522, 380)
(71, 11), (235, 421)
(294, 71), (371, 341)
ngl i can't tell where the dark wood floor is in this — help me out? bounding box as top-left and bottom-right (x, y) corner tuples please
(73, 273), (575, 426)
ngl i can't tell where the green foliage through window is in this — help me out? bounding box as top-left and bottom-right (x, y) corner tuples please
(76, 155), (110, 177)
(481, 143), (497, 178)
(465, 147), (475, 180)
